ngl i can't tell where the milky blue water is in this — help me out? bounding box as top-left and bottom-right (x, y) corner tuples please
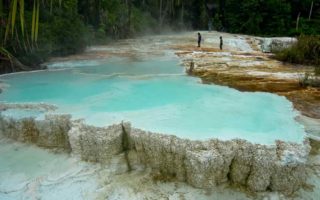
(0, 57), (306, 144)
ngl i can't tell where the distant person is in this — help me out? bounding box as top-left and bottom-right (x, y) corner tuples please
(219, 36), (223, 50)
(198, 33), (202, 47)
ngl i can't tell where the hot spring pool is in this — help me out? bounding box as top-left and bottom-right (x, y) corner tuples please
(0, 57), (306, 144)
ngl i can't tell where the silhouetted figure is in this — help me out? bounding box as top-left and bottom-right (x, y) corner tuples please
(198, 33), (202, 47)
(219, 36), (223, 50)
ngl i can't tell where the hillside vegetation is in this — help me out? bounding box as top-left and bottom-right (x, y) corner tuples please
(0, 0), (319, 73)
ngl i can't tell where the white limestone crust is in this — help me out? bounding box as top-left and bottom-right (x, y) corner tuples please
(0, 114), (310, 195)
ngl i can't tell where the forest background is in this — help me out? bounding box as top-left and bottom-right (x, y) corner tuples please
(0, 0), (319, 71)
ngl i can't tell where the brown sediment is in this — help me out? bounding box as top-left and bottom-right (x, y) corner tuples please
(181, 45), (320, 161)
(192, 69), (302, 92)
(281, 89), (320, 119)
(189, 69), (320, 119)
(173, 43), (320, 120)
(192, 68), (320, 120)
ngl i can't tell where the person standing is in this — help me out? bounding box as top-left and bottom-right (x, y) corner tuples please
(198, 33), (202, 47)
(219, 36), (223, 50)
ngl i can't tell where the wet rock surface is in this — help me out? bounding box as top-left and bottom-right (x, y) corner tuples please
(1, 32), (320, 199)
(0, 114), (71, 151)
(259, 37), (297, 53)
(0, 102), (57, 112)
(0, 114), (311, 195)
(129, 127), (310, 195)
(68, 120), (124, 163)
(173, 31), (320, 128)
(171, 32), (320, 197)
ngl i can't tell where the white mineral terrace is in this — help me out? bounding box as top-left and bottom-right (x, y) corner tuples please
(0, 32), (319, 199)
(0, 52), (306, 144)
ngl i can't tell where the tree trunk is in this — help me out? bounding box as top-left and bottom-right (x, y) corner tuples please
(296, 12), (301, 31)
(309, 1), (314, 21)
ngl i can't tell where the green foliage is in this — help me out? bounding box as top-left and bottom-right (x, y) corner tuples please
(198, 3), (208, 30)
(259, 0), (291, 36)
(92, 25), (109, 44)
(299, 72), (320, 87)
(275, 35), (320, 75)
(47, 16), (87, 55)
(1, 0), (88, 67)
(131, 7), (157, 35)
(1, 0), (320, 71)
(213, 14), (223, 31)
(296, 17), (320, 35)
(102, 1), (129, 38)
(224, 0), (319, 36)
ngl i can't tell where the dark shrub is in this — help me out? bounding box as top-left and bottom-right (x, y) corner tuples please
(275, 35), (320, 74)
